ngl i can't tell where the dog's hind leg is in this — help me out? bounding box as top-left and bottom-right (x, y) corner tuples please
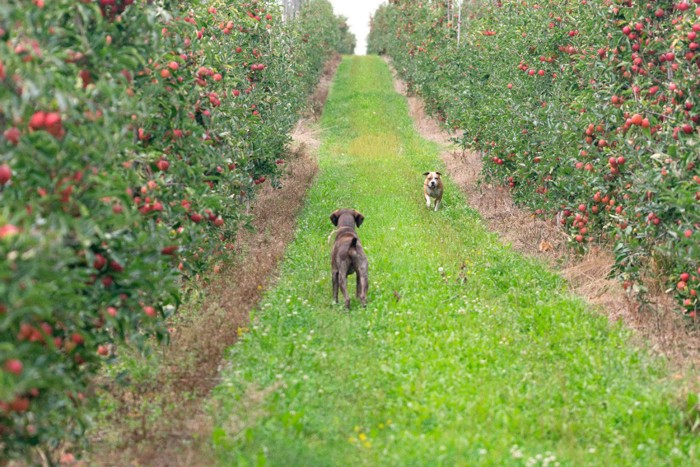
(339, 273), (350, 309)
(332, 271), (339, 304)
(358, 273), (368, 308)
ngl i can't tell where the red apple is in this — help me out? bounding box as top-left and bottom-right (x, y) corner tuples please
(93, 253), (107, 270)
(71, 333), (85, 345)
(28, 111), (47, 130)
(161, 245), (178, 255)
(0, 224), (20, 239)
(10, 397), (30, 412)
(4, 359), (23, 375)
(109, 260), (123, 272)
(3, 127), (20, 145)
(156, 159), (170, 171)
(0, 164), (11, 185)
(44, 112), (62, 137)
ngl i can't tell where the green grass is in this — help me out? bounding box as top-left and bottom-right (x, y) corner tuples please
(210, 56), (699, 466)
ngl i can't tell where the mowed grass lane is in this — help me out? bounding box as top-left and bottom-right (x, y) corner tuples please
(211, 56), (699, 465)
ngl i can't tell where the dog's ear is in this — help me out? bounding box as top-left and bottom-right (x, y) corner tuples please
(436, 172), (442, 176)
(354, 211), (364, 227)
(423, 172), (430, 176)
(330, 210), (340, 226)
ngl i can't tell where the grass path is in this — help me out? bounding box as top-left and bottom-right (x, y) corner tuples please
(211, 56), (699, 465)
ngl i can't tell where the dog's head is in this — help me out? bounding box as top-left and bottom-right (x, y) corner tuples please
(330, 209), (364, 228)
(423, 171), (442, 189)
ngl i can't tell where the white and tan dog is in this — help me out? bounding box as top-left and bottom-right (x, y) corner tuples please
(423, 171), (443, 211)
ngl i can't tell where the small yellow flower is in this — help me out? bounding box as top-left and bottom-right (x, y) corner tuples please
(363, 441), (372, 449)
(358, 433), (367, 441)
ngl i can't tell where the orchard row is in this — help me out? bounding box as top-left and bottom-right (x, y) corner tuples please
(0, 0), (351, 460)
(369, 0), (700, 317)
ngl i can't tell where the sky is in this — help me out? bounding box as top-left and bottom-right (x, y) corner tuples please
(329, 0), (386, 55)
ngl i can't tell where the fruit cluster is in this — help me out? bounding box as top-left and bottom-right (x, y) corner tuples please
(369, 0), (700, 318)
(0, 0), (348, 460)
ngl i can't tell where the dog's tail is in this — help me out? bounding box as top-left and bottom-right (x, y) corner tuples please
(347, 235), (359, 258)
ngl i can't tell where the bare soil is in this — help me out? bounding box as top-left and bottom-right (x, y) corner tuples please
(82, 56), (340, 467)
(388, 58), (700, 376)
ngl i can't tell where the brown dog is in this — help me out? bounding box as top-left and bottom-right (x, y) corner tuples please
(423, 171), (443, 211)
(330, 209), (368, 309)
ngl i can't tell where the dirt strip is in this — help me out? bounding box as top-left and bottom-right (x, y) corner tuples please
(84, 57), (339, 467)
(387, 58), (699, 376)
